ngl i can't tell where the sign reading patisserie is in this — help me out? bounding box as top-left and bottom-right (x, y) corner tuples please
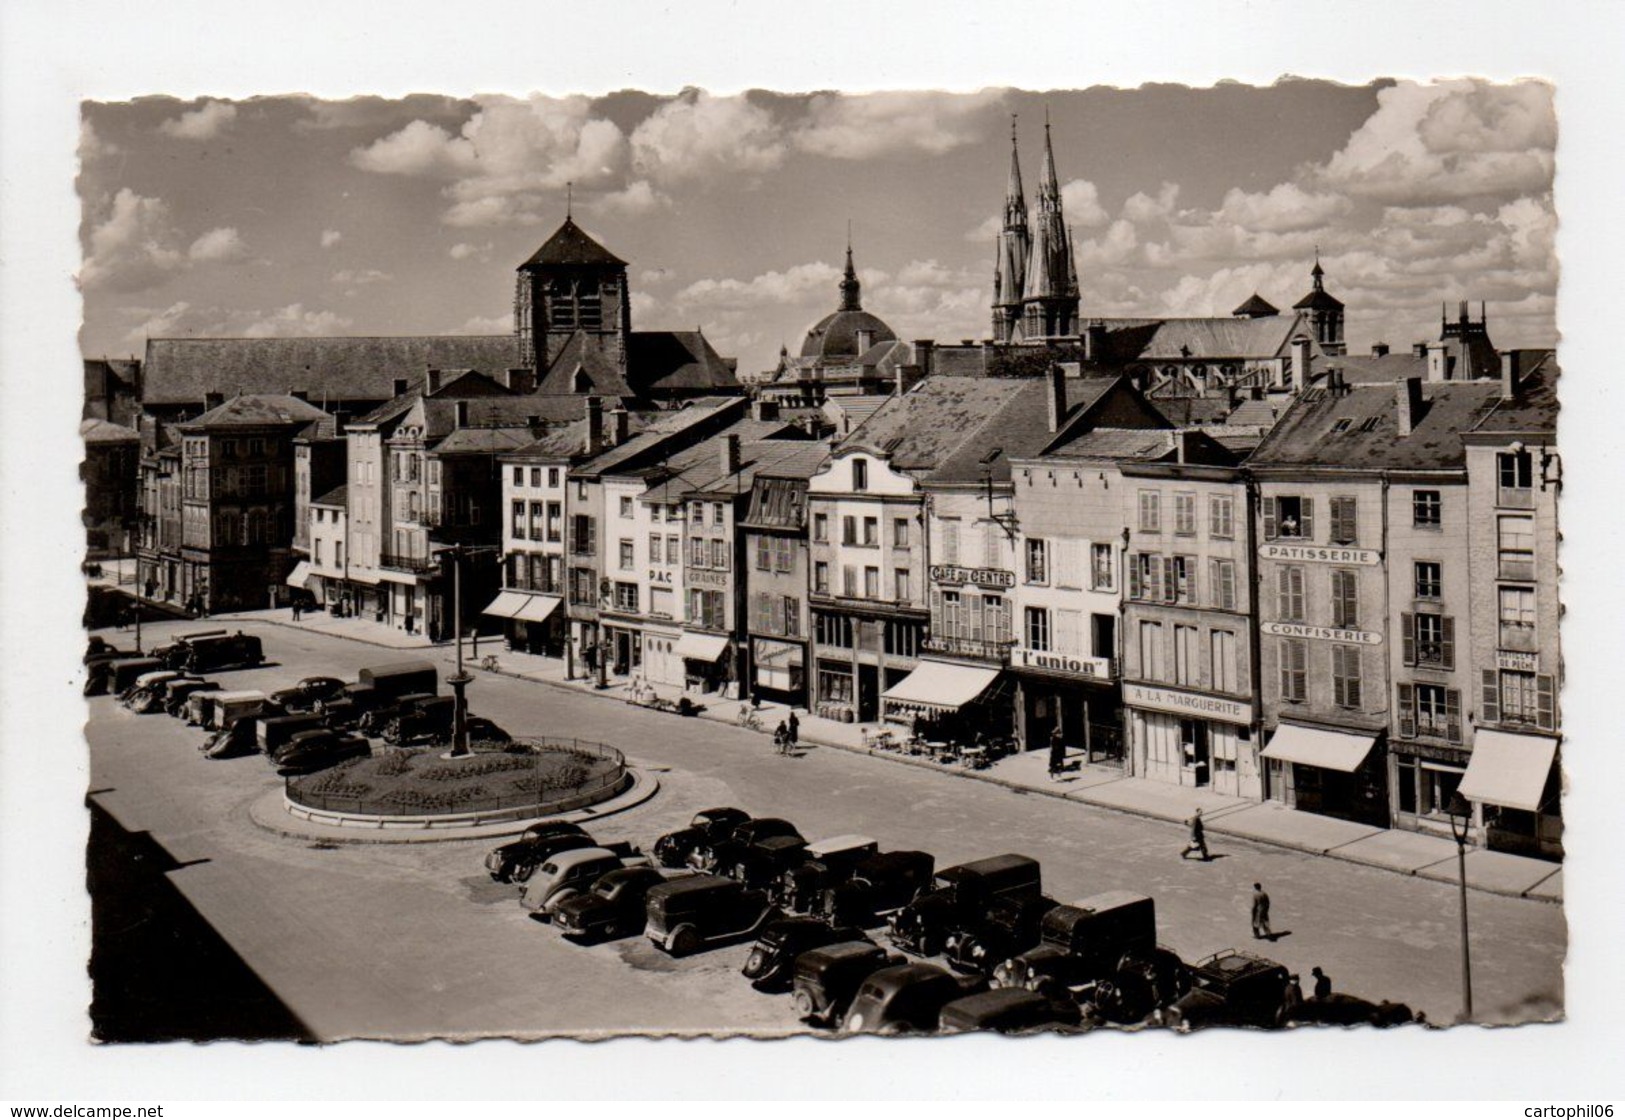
(1258, 543), (1381, 565)
(1261, 621), (1382, 645)
(1124, 683), (1253, 724)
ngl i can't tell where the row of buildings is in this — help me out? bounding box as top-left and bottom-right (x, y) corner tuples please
(100, 123), (1561, 862)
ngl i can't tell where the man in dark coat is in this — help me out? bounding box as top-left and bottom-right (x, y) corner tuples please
(1251, 882), (1273, 939)
(1047, 726), (1066, 779)
(1311, 966), (1332, 1000)
(787, 710), (799, 746)
(1182, 808), (1209, 860)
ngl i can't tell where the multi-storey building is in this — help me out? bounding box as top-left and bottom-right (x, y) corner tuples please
(81, 418), (141, 559)
(305, 486), (348, 607)
(740, 445), (832, 706)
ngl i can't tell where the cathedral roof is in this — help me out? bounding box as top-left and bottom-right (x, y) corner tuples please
(1293, 287), (1345, 312)
(1232, 292), (1280, 318)
(798, 309), (898, 361)
(520, 217), (627, 269)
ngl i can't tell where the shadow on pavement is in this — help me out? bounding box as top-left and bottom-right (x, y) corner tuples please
(87, 797), (314, 1043)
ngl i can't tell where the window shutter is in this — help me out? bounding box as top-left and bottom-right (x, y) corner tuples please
(1536, 674), (1556, 730)
(1299, 498), (1315, 541)
(1276, 566), (1290, 617)
(1445, 689), (1462, 743)
(1163, 557), (1177, 603)
(1401, 613), (1415, 666)
(1440, 616), (1455, 670)
(1480, 669), (1500, 725)
(1397, 683), (1416, 739)
(1128, 556), (1143, 600)
(1344, 498), (1358, 544)
(1263, 496), (1278, 540)
(1223, 562), (1236, 610)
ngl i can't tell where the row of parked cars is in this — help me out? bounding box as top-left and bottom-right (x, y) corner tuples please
(480, 807), (1418, 1035)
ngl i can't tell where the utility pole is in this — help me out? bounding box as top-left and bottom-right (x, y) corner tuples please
(447, 548), (471, 757)
(1449, 792), (1475, 1022)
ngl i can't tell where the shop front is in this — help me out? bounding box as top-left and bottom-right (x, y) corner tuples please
(880, 659), (1011, 742)
(642, 621), (685, 689)
(481, 589), (566, 657)
(1458, 729), (1562, 860)
(600, 615), (643, 679)
(675, 630), (732, 695)
(1260, 721), (1387, 826)
(752, 637), (807, 706)
(1125, 683), (1259, 797)
(1011, 646), (1121, 764)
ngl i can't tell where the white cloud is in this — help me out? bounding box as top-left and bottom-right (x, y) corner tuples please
(591, 180), (669, 218)
(80, 119), (118, 161)
(118, 300), (352, 344)
(452, 314), (513, 335)
(1215, 183), (1350, 233)
(1122, 182), (1181, 225)
(159, 100), (238, 141)
(329, 268), (392, 288)
(631, 90), (785, 184)
(240, 303), (353, 338)
(672, 261), (840, 312)
(188, 226), (249, 263)
(79, 188), (186, 292)
(1077, 220), (1141, 268)
(320, 229), (343, 249)
(793, 90), (1001, 160)
(1059, 180), (1111, 228)
(448, 241), (492, 261)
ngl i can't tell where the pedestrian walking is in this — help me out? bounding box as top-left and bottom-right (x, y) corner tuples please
(773, 721), (790, 755)
(1311, 966), (1331, 1000)
(1047, 726), (1066, 780)
(292, 600), (302, 621)
(787, 710), (800, 746)
(1251, 882), (1273, 939)
(1181, 808), (1210, 861)
(1284, 974), (1304, 1018)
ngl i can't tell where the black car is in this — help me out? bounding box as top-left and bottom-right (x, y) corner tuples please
(725, 833), (810, 889)
(741, 918), (868, 992)
(820, 849), (935, 928)
(270, 676), (349, 712)
(485, 821), (592, 883)
(792, 941), (902, 1028)
(552, 866), (673, 942)
(644, 875), (782, 957)
(938, 988), (1083, 1034)
(1160, 949), (1293, 1032)
(653, 808), (751, 869)
(843, 962), (987, 1035)
(1288, 993), (1416, 1028)
(689, 817), (801, 874)
(943, 893), (1061, 975)
(888, 854), (1042, 957)
(272, 728), (370, 775)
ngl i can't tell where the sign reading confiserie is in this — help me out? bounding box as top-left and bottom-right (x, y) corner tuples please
(1261, 620), (1382, 645)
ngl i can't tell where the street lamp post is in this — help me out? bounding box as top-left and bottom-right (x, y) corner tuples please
(1447, 791), (1475, 1023)
(446, 548), (472, 758)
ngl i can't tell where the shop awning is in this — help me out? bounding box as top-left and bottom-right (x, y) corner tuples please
(1260, 723), (1376, 773)
(481, 590), (535, 620)
(675, 632), (730, 662)
(1458, 730), (1559, 812)
(284, 560), (313, 589)
(513, 594), (562, 625)
(882, 660), (1001, 713)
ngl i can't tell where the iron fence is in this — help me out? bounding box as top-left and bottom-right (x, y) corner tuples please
(285, 736), (628, 818)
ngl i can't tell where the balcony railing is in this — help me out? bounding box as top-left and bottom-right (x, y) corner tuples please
(380, 552), (439, 575)
(921, 634), (1016, 664)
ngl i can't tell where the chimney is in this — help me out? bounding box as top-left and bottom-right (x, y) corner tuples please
(503, 367), (535, 394)
(426, 369), (443, 396)
(894, 365), (922, 398)
(752, 398), (780, 422)
(1083, 323), (1107, 362)
(610, 406), (630, 446)
(914, 340), (935, 377)
(290, 389), (309, 402)
(1371, 342), (1390, 358)
(1500, 351), (1521, 401)
(1046, 365), (1067, 433)
(584, 396), (604, 456)
(1396, 377), (1424, 436)
(1290, 336), (1312, 391)
(393, 377), (409, 398)
(1426, 344), (1449, 383)
(720, 433), (741, 476)
(1412, 342), (1429, 359)
(855, 328), (875, 354)
(454, 400), (470, 427)
(204, 391), (224, 410)
(1174, 429), (1201, 464)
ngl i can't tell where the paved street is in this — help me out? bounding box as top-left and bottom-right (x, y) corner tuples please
(86, 617), (1565, 1039)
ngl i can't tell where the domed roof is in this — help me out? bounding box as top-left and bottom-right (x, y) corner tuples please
(800, 309), (897, 360)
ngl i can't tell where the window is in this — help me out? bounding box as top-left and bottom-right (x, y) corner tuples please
(756, 537), (773, 571)
(1026, 607), (1051, 652)
(1401, 683), (1462, 742)
(1174, 625), (1200, 686)
(576, 480), (587, 501)
(1412, 490), (1442, 527)
(862, 517), (878, 546)
(863, 566), (879, 599)
(1497, 515), (1535, 580)
(1137, 490), (1161, 532)
(710, 539), (728, 570)
(984, 596), (1009, 644)
(619, 496), (633, 519)
(1490, 669), (1555, 729)
(688, 537), (705, 568)
(1209, 494), (1235, 539)
(852, 458), (868, 491)
(691, 502), (705, 526)
(1498, 450), (1533, 491)
(1499, 586), (1536, 644)
(1173, 492), (1196, 536)
(1211, 630), (1237, 693)
(512, 500), (527, 539)
(774, 538), (793, 573)
(569, 515), (596, 556)
(1332, 645), (1362, 708)
(842, 516), (858, 545)
(529, 501), (545, 540)
(941, 591), (962, 638)
(813, 513), (829, 542)
(894, 568), (910, 602)
(982, 524), (1001, 569)
(941, 520), (960, 564)
(1128, 552), (1162, 602)
(529, 467), (541, 489)
(1328, 496), (1358, 545)
(1170, 556), (1193, 604)
(783, 597), (801, 638)
(1265, 495), (1312, 540)
(885, 620), (920, 658)
(613, 582), (639, 612)
(1276, 565), (1306, 621)
(1026, 538), (1049, 584)
(548, 468), (559, 488)
(1208, 558), (1237, 610)
(1330, 569), (1359, 628)
(1279, 639), (1307, 702)
(1091, 543), (1114, 591)
(618, 539), (634, 570)
(842, 566), (858, 597)
(893, 518), (910, 548)
(1138, 621), (1164, 681)
(512, 467), (523, 487)
(334, 541), (342, 569)
(813, 561), (830, 594)
(651, 533), (664, 565)
(314, 540), (324, 566)
(712, 503), (725, 526)
(1414, 561), (1442, 600)
(1402, 612), (1455, 669)
(547, 503), (563, 542)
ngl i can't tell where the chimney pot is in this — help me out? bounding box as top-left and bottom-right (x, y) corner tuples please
(721, 433), (741, 476)
(1426, 344), (1449, 383)
(1371, 342), (1390, 358)
(393, 377), (409, 398)
(584, 396), (604, 455)
(914, 340), (935, 377)
(1289, 336), (1312, 391)
(1046, 365), (1067, 433)
(752, 398), (780, 422)
(1500, 351), (1520, 401)
(611, 406), (630, 446)
(454, 400), (470, 427)
(1397, 377), (1424, 436)
(426, 369), (443, 396)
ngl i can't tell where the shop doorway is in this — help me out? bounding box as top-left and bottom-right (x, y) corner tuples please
(857, 664), (880, 722)
(1181, 719), (1211, 787)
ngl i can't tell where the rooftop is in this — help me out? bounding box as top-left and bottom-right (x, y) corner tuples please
(1249, 380), (1505, 472)
(519, 217), (627, 269)
(80, 417), (140, 443)
(311, 484), (348, 508)
(178, 393), (331, 430)
(1468, 351), (1559, 438)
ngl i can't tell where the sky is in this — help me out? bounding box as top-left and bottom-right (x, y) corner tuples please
(78, 80), (1557, 379)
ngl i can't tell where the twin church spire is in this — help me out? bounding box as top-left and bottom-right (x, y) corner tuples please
(993, 113), (1080, 343)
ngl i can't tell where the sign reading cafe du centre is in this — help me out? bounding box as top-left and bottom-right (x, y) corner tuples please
(929, 565), (1016, 589)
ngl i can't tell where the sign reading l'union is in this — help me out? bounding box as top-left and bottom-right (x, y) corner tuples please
(1124, 683), (1253, 724)
(929, 564), (1016, 588)
(1261, 620), (1382, 645)
(1011, 646), (1113, 679)
(1258, 543), (1381, 565)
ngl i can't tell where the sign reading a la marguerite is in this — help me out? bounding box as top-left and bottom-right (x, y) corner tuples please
(1261, 621), (1382, 645)
(1258, 543), (1381, 565)
(1124, 683), (1253, 724)
(1012, 647), (1112, 678)
(929, 565), (1016, 589)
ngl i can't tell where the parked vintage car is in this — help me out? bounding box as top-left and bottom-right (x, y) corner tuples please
(256, 711), (328, 755)
(356, 660), (439, 700)
(175, 632), (265, 673)
(819, 849), (935, 928)
(125, 672), (196, 713)
(484, 821), (593, 884)
(643, 874), (782, 957)
(203, 715), (260, 759)
(552, 866), (676, 942)
(1158, 949), (1293, 1032)
(937, 987), (1083, 1034)
(200, 689), (270, 731)
(359, 692), (437, 736)
(162, 678), (219, 716)
(269, 676), (349, 712)
(653, 808), (751, 869)
(843, 962), (987, 1035)
(724, 833), (810, 889)
(521, 846), (652, 919)
(992, 890), (1160, 994)
(152, 629), (229, 667)
(106, 657), (165, 697)
(773, 835), (880, 912)
(741, 917), (869, 992)
(791, 941), (903, 1028)
(689, 817), (802, 874)
(888, 854), (1042, 957)
(943, 893), (1062, 976)
(272, 728), (371, 775)
(1287, 993), (1416, 1028)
